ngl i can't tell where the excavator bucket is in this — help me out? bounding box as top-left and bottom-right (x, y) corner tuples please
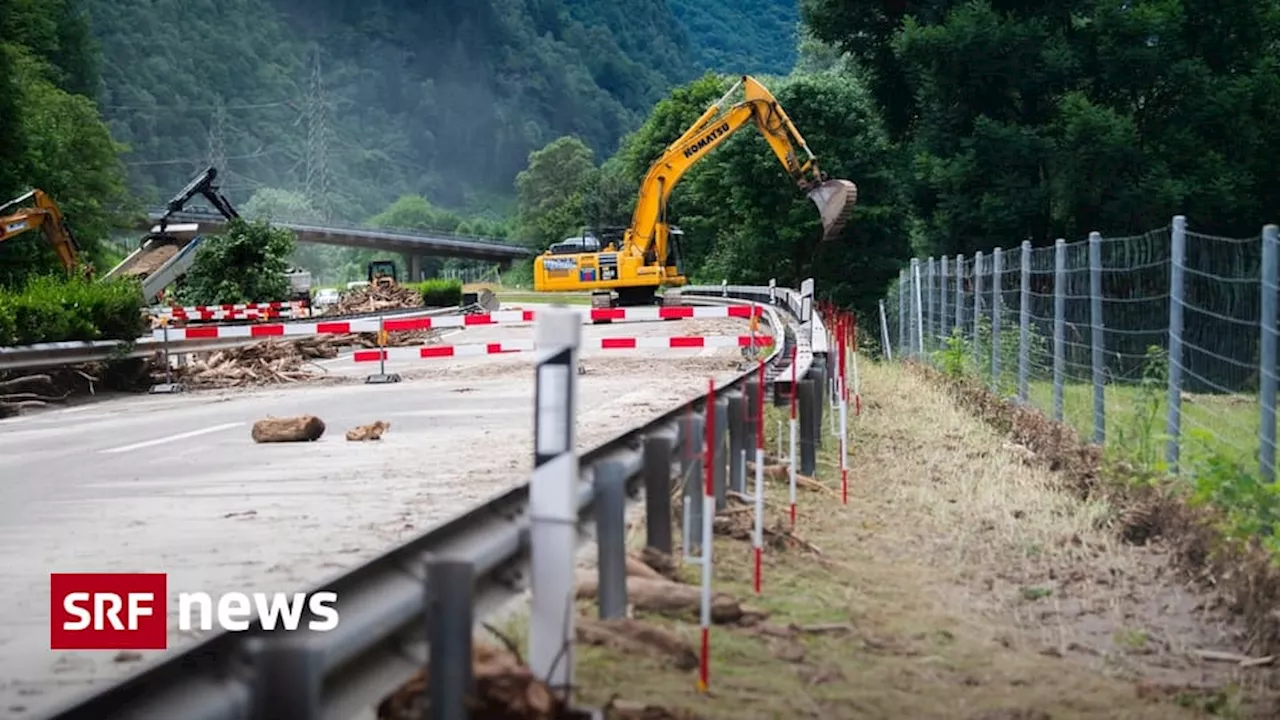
(808, 179), (858, 242)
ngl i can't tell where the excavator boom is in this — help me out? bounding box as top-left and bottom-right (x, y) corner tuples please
(533, 74), (857, 306)
(0, 190), (82, 272)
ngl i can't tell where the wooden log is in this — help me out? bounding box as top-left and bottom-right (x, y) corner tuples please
(251, 415), (326, 443)
(576, 617), (697, 671)
(346, 420), (390, 441)
(575, 572), (764, 625)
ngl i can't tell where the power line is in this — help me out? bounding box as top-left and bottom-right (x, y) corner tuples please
(303, 48), (335, 222)
(102, 99), (296, 112)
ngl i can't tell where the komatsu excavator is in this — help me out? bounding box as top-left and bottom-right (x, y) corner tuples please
(532, 75), (857, 308)
(0, 190), (84, 272)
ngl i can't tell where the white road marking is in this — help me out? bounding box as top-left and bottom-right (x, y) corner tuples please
(99, 422), (245, 454)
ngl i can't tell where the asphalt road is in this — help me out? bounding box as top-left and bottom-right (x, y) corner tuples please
(0, 310), (756, 718)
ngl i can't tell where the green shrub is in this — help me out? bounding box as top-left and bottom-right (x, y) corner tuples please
(0, 274), (145, 346)
(417, 278), (463, 307)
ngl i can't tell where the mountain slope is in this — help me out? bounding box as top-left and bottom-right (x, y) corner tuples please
(668, 0), (799, 76)
(87, 0), (697, 217)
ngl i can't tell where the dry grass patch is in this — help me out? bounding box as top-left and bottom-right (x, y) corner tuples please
(566, 361), (1277, 718)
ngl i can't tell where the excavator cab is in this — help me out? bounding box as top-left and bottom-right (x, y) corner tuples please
(808, 179), (858, 242)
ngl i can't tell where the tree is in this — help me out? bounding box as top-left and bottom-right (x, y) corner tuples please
(179, 218), (296, 304)
(514, 136), (599, 250)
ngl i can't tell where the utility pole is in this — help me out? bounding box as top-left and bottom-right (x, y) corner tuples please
(207, 98), (227, 175)
(304, 48), (334, 223)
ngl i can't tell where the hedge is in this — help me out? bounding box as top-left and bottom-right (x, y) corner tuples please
(416, 278), (463, 307)
(0, 275), (146, 347)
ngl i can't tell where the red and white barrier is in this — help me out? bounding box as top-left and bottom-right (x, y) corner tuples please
(152, 305), (764, 340)
(351, 335), (772, 363)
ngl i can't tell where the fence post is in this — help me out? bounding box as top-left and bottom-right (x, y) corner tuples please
(1019, 240), (1031, 404)
(955, 254), (964, 340)
(941, 255), (950, 341)
(528, 308), (580, 690)
(1053, 238), (1066, 423)
(1259, 224), (1278, 483)
(879, 299), (892, 362)
(913, 259), (925, 356)
(992, 247), (1003, 392)
(927, 257), (937, 350)
(1166, 216), (1187, 471)
(909, 259), (920, 356)
(1089, 231), (1106, 445)
(898, 269), (907, 357)
(426, 559), (475, 720)
(973, 251), (984, 356)
(642, 431), (674, 555)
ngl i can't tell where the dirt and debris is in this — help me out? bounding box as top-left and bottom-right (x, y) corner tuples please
(0, 360), (152, 418)
(251, 415), (325, 443)
(323, 283), (422, 315)
(171, 331), (433, 388)
(119, 242), (180, 278)
(346, 420), (389, 441)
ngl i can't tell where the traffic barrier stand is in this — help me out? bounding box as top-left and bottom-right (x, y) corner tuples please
(364, 318), (401, 384)
(148, 318), (184, 394)
(350, 335), (773, 363)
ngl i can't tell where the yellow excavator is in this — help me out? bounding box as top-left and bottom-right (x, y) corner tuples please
(533, 75), (858, 308)
(0, 190), (84, 273)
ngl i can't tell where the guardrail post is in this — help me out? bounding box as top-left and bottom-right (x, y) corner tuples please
(1053, 238), (1066, 423)
(1019, 240), (1031, 404)
(811, 357), (826, 448)
(529, 308), (580, 690)
(1167, 216), (1186, 471)
(727, 391), (746, 493)
(713, 396), (729, 511)
(594, 459), (629, 619)
(722, 279), (728, 298)
(253, 638), (324, 718)
(426, 558), (475, 720)
(992, 247), (1002, 392)
(798, 376), (817, 476)
(1259, 224), (1278, 483)
(768, 278), (777, 304)
(1089, 231), (1105, 444)
(800, 278), (815, 346)
(643, 430), (675, 555)
(682, 413), (706, 555)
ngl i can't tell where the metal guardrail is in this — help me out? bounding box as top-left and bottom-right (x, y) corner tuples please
(41, 280), (826, 720)
(0, 307), (468, 372)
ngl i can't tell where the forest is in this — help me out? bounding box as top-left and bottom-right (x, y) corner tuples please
(1, 0), (1278, 313)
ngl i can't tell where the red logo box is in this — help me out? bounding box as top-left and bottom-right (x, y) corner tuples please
(50, 573), (167, 650)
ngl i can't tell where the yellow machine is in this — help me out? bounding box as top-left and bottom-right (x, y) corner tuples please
(533, 75), (858, 307)
(0, 190), (83, 272)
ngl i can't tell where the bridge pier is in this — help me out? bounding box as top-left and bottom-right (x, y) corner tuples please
(408, 255), (423, 283)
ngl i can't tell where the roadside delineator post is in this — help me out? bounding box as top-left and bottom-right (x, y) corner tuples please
(528, 308), (581, 691)
(788, 344), (798, 529)
(149, 316), (185, 394)
(851, 312), (861, 416)
(683, 379), (717, 693)
(753, 358), (766, 594)
(365, 315), (402, 384)
(839, 311), (849, 505)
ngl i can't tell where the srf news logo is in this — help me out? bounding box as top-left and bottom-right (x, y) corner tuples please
(50, 573), (339, 650)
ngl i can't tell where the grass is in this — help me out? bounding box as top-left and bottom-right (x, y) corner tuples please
(495, 291), (593, 306)
(480, 361), (1265, 718)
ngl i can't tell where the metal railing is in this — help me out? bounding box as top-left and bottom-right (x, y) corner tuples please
(42, 280), (826, 720)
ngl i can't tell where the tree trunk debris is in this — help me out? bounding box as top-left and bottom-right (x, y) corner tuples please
(325, 283), (423, 315)
(251, 415), (325, 443)
(346, 420), (390, 441)
(575, 572), (768, 626)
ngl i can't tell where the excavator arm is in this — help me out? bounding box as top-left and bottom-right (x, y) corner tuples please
(0, 190), (83, 272)
(627, 75), (857, 266)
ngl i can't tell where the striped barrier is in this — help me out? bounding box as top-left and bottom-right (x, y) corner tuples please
(152, 305), (763, 340)
(351, 334), (774, 362)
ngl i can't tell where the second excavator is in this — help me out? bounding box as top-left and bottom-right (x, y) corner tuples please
(533, 75), (857, 307)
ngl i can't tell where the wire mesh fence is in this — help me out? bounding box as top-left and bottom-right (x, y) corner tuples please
(878, 217), (1280, 486)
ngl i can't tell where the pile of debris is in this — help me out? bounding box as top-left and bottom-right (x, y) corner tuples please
(175, 337), (338, 388)
(323, 283), (423, 316)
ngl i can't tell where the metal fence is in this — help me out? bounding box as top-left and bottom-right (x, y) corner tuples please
(880, 216), (1280, 483)
(44, 281), (830, 720)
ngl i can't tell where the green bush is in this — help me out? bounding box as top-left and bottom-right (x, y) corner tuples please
(0, 274), (145, 346)
(417, 278), (463, 307)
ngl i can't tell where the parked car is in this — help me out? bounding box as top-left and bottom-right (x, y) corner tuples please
(313, 288), (341, 309)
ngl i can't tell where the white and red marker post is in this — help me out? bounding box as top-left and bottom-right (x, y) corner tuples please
(788, 344), (799, 529)
(697, 378), (717, 693)
(838, 311), (849, 505)
(753, 358), (766, 594)
(851, 311), (862, 417)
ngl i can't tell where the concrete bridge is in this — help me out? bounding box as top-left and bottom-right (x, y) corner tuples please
(138, 208), (534, 279)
